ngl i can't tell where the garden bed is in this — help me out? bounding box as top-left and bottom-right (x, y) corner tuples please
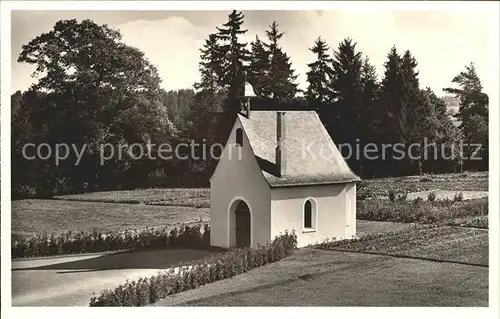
(357, 197), (488, 228)
(317, 225), (488, 266)
(357, 172), (488, 199)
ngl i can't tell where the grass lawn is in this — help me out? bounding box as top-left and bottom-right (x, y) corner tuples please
(181, 256), (487, 306)
(154, 232), (488, 307)
(153, 225), (488, 307)
(12, 199), (209, 239)
(55, 188), (210, 208)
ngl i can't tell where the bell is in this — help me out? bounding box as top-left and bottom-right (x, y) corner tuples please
(244, 82), (257, 98)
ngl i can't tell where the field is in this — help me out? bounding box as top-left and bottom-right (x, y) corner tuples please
(12, 199), (209, 239)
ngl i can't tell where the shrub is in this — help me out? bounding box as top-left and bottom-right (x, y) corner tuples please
(89, 232), (298, 306)
(420, 177), (433, 182)
(454, 192), (464, 202)
(12, 223), (211, 259)
(397, 193), (407, 201)
(427, 192), (437, 202)
(388, 190), (396, 202)
(356, 181), (372, 200)
(412, 197), (423, 205)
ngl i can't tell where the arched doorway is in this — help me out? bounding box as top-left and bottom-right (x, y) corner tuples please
(233, 200), (251, 248)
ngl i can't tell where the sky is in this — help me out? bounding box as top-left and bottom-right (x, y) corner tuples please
(10, 9), (494, 99)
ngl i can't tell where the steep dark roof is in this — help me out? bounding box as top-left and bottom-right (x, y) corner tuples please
(238, 111), (360, 187)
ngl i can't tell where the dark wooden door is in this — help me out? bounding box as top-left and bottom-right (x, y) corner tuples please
(235, 202), (251, 248)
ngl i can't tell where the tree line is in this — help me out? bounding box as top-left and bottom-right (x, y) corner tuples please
(11, 11), (489, 198)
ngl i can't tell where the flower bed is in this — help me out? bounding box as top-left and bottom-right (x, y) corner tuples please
(357, 197), (488, 228)
(89, 232), (298, 306)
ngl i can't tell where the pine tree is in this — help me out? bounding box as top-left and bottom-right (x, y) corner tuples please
(401, 49), (426, 144)
(379, 46), (404, 144)
(360, 56), (379, 127)
(191, 32), (226, 161)
(248, 35), (270, 97)
(332, 38), (363, 104)
(216, 10), (251, 113)
(444, 62), (488, 139)
(377, 46), (412, 175)
(330, 38), (363, 147)
(380, 48), (434, 174)
(358, 56), (380, 177)
(444, 62), (489, 169)
(194, 33), (225, 94)
(305, 37), (334, 106)
(261, 21), (299, 103)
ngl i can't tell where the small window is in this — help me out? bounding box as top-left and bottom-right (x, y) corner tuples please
(304, 201), (312, 228)
(236, 128), (243, 147)
(303, 199), (316, 231)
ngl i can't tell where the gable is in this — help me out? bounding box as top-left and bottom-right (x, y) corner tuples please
(209, 117), (269, 189)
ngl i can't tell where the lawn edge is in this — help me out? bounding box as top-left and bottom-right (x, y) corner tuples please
(316, 247), (489, 268)
(11, 249), (127, 262)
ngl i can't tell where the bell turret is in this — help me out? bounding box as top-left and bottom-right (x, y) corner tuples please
(244, 81), (257, 98)
(241, 71), (256, 118)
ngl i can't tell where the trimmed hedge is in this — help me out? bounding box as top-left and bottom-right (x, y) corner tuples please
(12, 223), (211, 259)
(89, 231), (298, 306)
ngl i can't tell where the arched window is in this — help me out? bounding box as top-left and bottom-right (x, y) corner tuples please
(236, 128), (243, 147)
(303, 199), (316, 230)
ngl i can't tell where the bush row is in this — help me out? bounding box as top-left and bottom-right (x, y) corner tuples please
(388, 190), (464, 202)
(89, 232), (298, 306)
(12, 224), (210, 259)
(357, 197), (488, 226)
